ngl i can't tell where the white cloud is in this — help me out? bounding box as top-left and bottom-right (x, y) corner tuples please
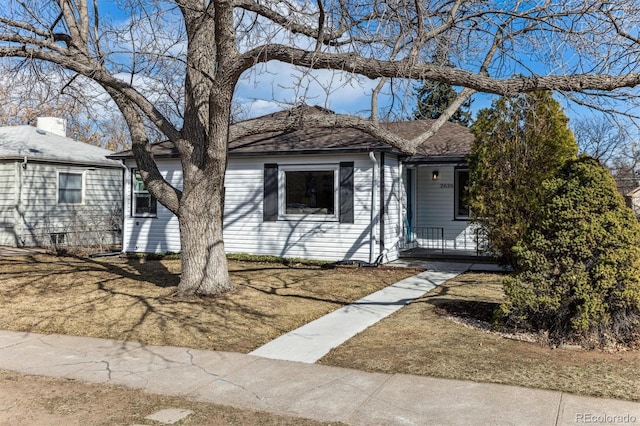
(234, 60), (402, 118)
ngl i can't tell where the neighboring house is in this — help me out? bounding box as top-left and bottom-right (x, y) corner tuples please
(626, 186), (640, 218)
(110, 106), (484, 264)
(0, 117), (123, 248)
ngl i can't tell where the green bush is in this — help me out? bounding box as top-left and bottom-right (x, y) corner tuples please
(469, 91), (577, 264)
(500, 156), (640, 347)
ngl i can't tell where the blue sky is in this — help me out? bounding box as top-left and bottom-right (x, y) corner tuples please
(92, 1), (636, 129)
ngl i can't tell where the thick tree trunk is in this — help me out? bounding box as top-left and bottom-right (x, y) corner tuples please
(173, 3), (238, 296)
(175, 71), (235, 295)
(176, 170), (233, 296)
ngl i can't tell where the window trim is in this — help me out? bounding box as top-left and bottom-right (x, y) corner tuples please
(131, 169), (158, 218)
(278, 164), (340, 222)
(56, 170), (85, 205)
(454, 167), (470, 220)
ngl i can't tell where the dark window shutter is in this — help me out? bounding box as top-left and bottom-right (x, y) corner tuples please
(263, 163), (279, 222)
(339, 162), (354, 223)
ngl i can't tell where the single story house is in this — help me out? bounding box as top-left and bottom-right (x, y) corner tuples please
(110, 106), (485, 264)
(0, 117), (123, 248)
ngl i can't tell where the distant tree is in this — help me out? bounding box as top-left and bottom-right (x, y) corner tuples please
(572, 117), (627, 165)
(500, 156), (640, 347)
(0, 85), (130, 149)
(413, 82), (472, 126)
(606, 139), (640, 196)
(469, 91), (578, 264)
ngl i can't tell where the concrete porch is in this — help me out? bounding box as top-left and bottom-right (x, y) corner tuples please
(398, 246), (499, 263)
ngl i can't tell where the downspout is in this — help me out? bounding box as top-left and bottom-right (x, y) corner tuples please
(14, 159), (24, 246)
(399, 161), (405, 246)
(369, 152), (378, 264)
(379, 152), (385, 260)
(118, 160), (127, 254)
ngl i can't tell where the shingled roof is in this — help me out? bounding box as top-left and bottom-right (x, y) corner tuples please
(109, 106), (473, 160)
(0, 125), (120, 167)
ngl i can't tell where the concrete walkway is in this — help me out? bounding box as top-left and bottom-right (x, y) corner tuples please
(251, 261), (471, 363)
(2, 261), (637, 424)
(1, 330), (639, 425)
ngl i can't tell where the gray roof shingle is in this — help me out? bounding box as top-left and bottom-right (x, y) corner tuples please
(0, 126), (120, 167)
(109, 107), (473, 160)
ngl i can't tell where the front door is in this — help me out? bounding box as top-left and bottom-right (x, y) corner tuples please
(404, 168), (415, 244)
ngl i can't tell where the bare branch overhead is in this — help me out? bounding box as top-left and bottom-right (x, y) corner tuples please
(2, 0), (640, 196)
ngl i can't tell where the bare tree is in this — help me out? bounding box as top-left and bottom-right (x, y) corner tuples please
(611, 139), (640, 195)
(2, 1), (640, 295)
(0, 77), (133, 148)
(572, 117), (629, 165)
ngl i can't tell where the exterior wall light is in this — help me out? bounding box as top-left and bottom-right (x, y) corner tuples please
(432, 170), (439, 181)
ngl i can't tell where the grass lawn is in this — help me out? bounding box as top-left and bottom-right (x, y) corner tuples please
(1, 254), (639, 402)
(0, 254), (417, 353)
(0, 369), (342, 426)
(319, 272), (640, 402)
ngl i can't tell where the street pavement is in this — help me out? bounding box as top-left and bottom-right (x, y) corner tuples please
(0, 330), (639, 425)
(0, 258), (638, 425)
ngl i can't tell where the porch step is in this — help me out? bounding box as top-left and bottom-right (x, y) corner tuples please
(398, 248), (499, 264)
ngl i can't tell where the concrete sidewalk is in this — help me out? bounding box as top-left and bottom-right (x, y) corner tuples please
(0, 330), (639, 425)
(251, 261), (471, 363)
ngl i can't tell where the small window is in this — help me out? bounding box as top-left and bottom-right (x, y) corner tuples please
(58, 172), (83, 204)
(132, 170), (157, 217)
(455, 168), (470, 219)
(280, 165), (338, 219)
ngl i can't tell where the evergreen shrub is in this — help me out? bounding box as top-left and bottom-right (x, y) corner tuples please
(500, 157), (640, 347)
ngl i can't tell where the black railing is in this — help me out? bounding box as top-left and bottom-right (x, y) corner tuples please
(474, 226), (490, 256)
(401, 227), (445, 253)
(400, 225), (493, 258)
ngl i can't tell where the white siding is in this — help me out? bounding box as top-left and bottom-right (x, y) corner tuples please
(414, 165), (477, 250)
(0, 162), (16, 245)
(225, 154), (377, 262)
(381, 154), (402, 262)
(123, 160), (182, 253)
(12, 162), (122, 247)
(123, 153), (391, 263)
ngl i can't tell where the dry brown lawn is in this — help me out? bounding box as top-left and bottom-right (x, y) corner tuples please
(319, 272), (640, 402)
(0, 254), (417, 353)
(2, 255), (640, 403)
(0, 369), (342, 425)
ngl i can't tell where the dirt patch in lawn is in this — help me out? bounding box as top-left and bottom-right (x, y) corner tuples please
(0, 369), (342, 426)
(0, 254), (418, 353)
(319, 272), (640, 402)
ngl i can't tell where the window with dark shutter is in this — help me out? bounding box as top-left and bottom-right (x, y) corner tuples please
(263, 163), (279, 221)
(339, 162), (354, 223)
(263, 162), (354, 223)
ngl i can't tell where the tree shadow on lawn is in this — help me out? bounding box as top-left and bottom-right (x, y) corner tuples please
(411, 277), (505, 325)
(432, 300), (501, 323)
(0, 255), (284, 351)
(0, 254), (416, 352)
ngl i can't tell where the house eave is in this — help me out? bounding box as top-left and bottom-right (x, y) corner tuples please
(401, 154), (468, 165)
(229, 146), (399, 157)
(109, 146), (403, 160)
(0, 155), (122, 168)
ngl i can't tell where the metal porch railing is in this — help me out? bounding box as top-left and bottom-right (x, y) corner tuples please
(400, 227), (445, 253)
